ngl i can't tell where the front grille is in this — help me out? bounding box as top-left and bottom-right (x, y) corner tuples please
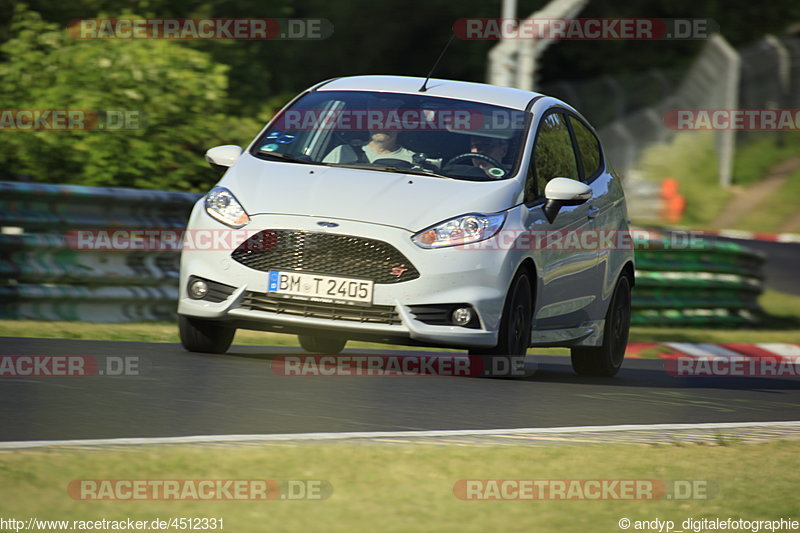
(230, 230), (419, 284)
(241, 291), (401, 325)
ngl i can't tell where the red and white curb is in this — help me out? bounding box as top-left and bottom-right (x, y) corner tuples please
(626, 342), (800, 360)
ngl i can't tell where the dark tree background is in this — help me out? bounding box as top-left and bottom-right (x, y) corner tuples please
(1, 0), (798, 189)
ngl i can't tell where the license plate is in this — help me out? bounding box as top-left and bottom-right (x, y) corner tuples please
(267, 271), (373, 305)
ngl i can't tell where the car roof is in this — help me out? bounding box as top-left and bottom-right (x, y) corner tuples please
(315, 75), (545, 111)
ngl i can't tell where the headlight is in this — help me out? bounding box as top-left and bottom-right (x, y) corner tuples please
(412, 212), (506, 249)
(204, 187), (250, 228)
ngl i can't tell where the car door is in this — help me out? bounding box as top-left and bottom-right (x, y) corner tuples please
(522, 109), (600, 330)
(566, 113), (623, 317)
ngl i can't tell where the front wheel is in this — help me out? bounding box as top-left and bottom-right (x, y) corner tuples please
(469, 270), (533, 378)
(178, 315), (235, 354)
(298, 334), (347, 354)
(570, 273), (631, 377)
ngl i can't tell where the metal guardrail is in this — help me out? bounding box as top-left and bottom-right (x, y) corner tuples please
(631, 236), (765, 326)
(0, 181), (200, 322)
(0, 181), (764, 326)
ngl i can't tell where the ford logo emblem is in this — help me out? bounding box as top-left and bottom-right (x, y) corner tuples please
(316, 221), (339, 228)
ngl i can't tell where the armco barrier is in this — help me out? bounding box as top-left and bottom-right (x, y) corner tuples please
(0, 181), (200, 322)
(632, 239), (764, 326)
(0, 181), (764, 326)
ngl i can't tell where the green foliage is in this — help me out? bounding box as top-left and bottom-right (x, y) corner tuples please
(736, 168), (800, 232)
(638, 132), (732, 227)
(2, 441), (800, 532)
(0, 5), (262, 191)
(639, 131), (800, 230)
(1, 0), (800, 190)
(732, 132), (800, 186)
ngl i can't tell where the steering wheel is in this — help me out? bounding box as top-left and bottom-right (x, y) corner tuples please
(445, 153), (506, 178)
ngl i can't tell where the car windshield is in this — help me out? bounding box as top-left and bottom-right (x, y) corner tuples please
(251, 90), (530, 181)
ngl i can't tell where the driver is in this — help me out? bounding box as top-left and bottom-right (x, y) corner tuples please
(469, 136), (509, 177)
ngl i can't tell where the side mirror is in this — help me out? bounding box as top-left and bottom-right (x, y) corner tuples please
(543, 177), (592, 223)
(205, 145), (243, 170)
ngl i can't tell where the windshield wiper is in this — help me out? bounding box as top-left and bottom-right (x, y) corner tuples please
(327, 163), (452, 180)
(256, 150), (319, 164)
(402, 168), (453, 180)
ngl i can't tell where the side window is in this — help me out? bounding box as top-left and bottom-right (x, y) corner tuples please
(532, 112), (579, 198)
(569, 116), (601, 181)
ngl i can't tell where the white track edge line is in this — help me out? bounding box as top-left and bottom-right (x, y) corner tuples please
(2, 421), (800, 449)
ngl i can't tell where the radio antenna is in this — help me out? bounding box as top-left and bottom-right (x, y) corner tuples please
(419, 34), (456, 92)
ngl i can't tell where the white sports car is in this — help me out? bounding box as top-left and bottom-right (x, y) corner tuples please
(178, 75), (634, 376)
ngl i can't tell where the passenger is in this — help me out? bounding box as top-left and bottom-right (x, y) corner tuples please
(324, 128), (416, 164)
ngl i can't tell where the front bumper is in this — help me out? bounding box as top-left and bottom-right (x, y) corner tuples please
(177, 209), (518, 348)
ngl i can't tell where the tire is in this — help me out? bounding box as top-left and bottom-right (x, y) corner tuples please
(469, 270), (533, 378)
(298, 334), (347, 354)
(570, 273), (632, 377)
(178, 315), (235, 354)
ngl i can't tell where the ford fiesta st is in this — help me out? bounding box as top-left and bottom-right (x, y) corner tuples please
(178, 75), (634, 377)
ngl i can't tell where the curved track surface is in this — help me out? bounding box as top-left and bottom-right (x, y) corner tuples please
(1, 337), (798, 442)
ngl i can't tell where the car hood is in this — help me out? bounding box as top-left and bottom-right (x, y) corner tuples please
(218, 154), (522, 232)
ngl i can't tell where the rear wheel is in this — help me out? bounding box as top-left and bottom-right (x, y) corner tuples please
(298, 334), (347, 354)
(178, 315), (235, 354)
(570, 273), (631, 377)
(469, 270), (533, 378)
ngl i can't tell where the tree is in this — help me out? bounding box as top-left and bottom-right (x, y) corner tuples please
(0, 4), (262, 190)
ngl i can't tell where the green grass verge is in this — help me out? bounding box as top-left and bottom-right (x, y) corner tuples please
(637, 131), (800, 228)
(760, 288), (800, 324)
(0, 321), (567, 355)
(735, 168), (800, 232)
(0, 441), (797, 532)
(638, 132), (731, 227)
(730, 132), (800, 187)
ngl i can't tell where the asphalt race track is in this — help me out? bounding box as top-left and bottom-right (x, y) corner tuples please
(1, 337), (798, 442)
(1, 238), (798, 444)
